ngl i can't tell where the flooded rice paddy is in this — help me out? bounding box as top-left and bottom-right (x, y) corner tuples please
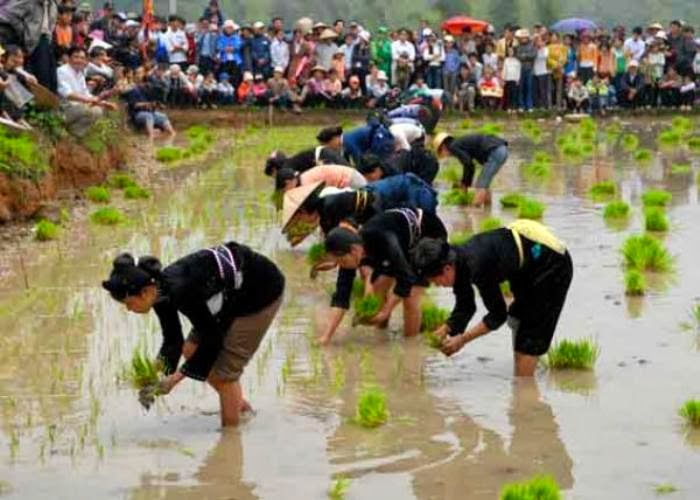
(1, 116), (699, 499)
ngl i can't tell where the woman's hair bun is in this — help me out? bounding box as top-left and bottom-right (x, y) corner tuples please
(137, 256), (163, 278)
(113, 253), (136, 269)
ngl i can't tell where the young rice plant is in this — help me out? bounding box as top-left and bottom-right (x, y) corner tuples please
(546, 338), (599, 370)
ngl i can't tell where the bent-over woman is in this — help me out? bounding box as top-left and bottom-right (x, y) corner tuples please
(411, 220), (573, 376)
(102, 241), (285, 426)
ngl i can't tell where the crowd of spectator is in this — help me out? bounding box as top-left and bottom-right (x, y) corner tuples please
(1, 1), (699, 137)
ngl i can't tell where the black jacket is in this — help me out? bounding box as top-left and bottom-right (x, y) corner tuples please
(447, 134), (507, 187)
(153, 242), (284, 381)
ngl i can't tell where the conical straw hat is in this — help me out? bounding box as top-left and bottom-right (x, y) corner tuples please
(281, 180), (325, 232)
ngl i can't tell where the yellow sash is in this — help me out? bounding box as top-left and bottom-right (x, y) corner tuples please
(508, 220), (567, 268)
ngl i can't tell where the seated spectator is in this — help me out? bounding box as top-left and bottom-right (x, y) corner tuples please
(237, 71), (255, 104)
(268, 66), (301, 112)
(323, 68), (343, 107)
(658, 66), (681, 107)
(478, 65), (503, 110)
(251, 74), (270, 105)
(299, 66), (329, 107)
(86, 47), (115, 91)
(619, 60), (644, 108)
(57, 46), (117, 136)
(586, 73), (610, 114)
(217, 73), (236, 105)
(186, 64), (203, 90)
(121, 67), (175, 139)
(147, 65), (168, 103)
(0, 46), (37, 129)
(367, 70), (390, 108)
(406, 77), (432, 100)
(341, 75), (364, 108)
(199, 72), (219, 109)
(567, 75), (589, 112)
(456, 64), (477, 112)
(165, 64), (195, 106)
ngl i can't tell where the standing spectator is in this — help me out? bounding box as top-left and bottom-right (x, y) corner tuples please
(391, 29), (415, 86)
(331, 49), (346, 83)
(624, 27), (647, 63)
(514, 29), (536, 111)
(533, 35), (550, 109)
(270, 29), (290, 74)
(597, 42), (615, 78)
(332, 19), (345, 45)
(577, 31), (598, 84)
(612, 37), (627, 91)
(351, 32), (371, 91)
(547, 33), (568, 110)
(443, 35), (461, 105)
(563, 34), (578, 76)
(217, 20), (242, 87)
(693, 45), (700, 78)
(496, 25), (515, 60)
(54, 5), (75, 61)
(164, 15), (188, 66)
(185, 23), (197, 65)
(340, 33), (355, 75)
(196, 18), (219, 76)
(677, 26), (697, 77)
(502, 46), (521, 113)
(619, 59), (644, 108)
(456, 64), (477, 112)
(251, 21), (272, 79)
(422, 32), (444, 89)
(482, 42), (498, 72)
(202, 0), (225, 26)
(288, 29), (313, 87)
(666, 20), (683, 68)
(647, 41), (666, 106)
(370, 26), (393, 82)
(315, 29), (339, 71)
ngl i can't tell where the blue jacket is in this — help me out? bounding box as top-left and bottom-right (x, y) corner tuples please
(217, 33), (242, 65)
(196, 31), (218, 59)
(366, 173), (437, 213)
(250, 34), (271, 70)
(343, 121), (395, 165)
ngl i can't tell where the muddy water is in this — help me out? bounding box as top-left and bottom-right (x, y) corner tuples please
(1, 117), (699, 499)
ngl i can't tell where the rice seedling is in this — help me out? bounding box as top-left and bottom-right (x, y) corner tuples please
(547, 338), (599, 370)
(121, 345), (162, 390)
(671, 115), (693, 134)
(35, 219), (59, 241)
(693, 303), (700, 326)
(654, 483), (678, 495)
(644, 207), (669, 232)
(500, 280), (512, 297)
(441, 188), (474, 206)
(560, 140), (582, 158)
(634, 148), (653, 163)
(518, 197), (546, 219)
(155, 146), (183, 163)
(580, 142), (595, 156)
(621, 234), (672, 272)
(500, 474), (561, 500)
(124, 185), (151, 200)
(521, 120), (543, 142)
(307, 242), (327, 266)
(85, 185), (111, 203)
(328, 476), (350, 499)
(459, 119), (473, 130)
(579, 116), (597, 133)
(622, 133), (640, 151)
(603, 200), (630, 220)
(678, 399), (700, 427)
(480, 216), (503, 232)
(351, 278), (365, 299)
(524, 160), (552, 180)
(439, 164), (462, 185)
(642, 189), (672, 207)
(108, 173), (137, 189)
(589, 180), (617, 201)
(90, 207), (125, 225)
(420, 301), (449, 332)
(354, 385), (389, 428)
(670, 163), (691, 175)
(478, 122), (503, 136)
(449, 230), (472, 246)
(657, 128), (682, 146)
(352, 294), (381, 322)
(688, 136), (700, 152)
(604, 122), (622, 139)
(500, 192), (524, 209)
(423, 330), (444, 349)
(624, 269), (646, 296)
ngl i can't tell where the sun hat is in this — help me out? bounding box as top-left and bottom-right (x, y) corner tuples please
(432, 132), (453, 155)
(514, 28), (530, 38)
(186, 65), (199, 74)
(313, 22), (328, 30)
(628, 59), (639, 67)
(243, 71), (254, 81)
(444, 34), (455, 43)
(273, 66), (284, 74)
(377, 70), (388, 81)
(359, 31), (370, 42)
(311, 65), (327, 74)
(319, 28), (338, 40)
(648, 22), (663, 30)
(281, 181), (326, 234)
(125, 20), (139, 28)
(88, 39), (112, 52)
(253, 21), (265, 29)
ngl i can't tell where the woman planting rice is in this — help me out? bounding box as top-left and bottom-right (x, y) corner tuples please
(411, 220), (573, 376)
(275, 164), (367, 192)
(101, 242), (285, 426)
(318, 209), (447, 345)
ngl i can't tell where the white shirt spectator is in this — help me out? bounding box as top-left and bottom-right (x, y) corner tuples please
(57, 63), (90, 99)
(482, 52), (499, 72)
(391, 40), (416, 62)
(623, 37), (646, 62)
(693, 52), (700, 75)
(533, 47), (549, 76)
(502, 56), (521, 82)
(369, 81), (389, 99)
(271, 38), (290, 72)
(218, 81), (235, 96)
(164, 27), (189, 64)
(422, 42), (445, 67)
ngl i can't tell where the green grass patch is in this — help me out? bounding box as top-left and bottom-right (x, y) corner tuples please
(644, 207), (669, 232)
(449, 230), (472, 246)
(441, 188), (474, 206)
(124, 185), (151, 200)
(679, 399), (700, 427)
(517, 197), (546, 219)
(354, 385), (389, 428)
(155, 146), (184, 163)
(547, 338), (599, 370)
(80, 117), (119, 154)
(479, 216), (503, 232)
(420, 301), (449, 332)
(622, 133), (640, 151)
(670, 163), (691, 175)
(621, 234), (672, 272)
(34, 219), (59, 241)
(589, 180), (617, 201)
(624, 269), (646, 296)
(603, 200), (630, 220)
(328, 476), (351, 499)
(90, 207), (126, 226)
(478, 122), (503, 136)
(634, 148), (653, 163)
(459, 119), (474, 130)
(85, 186), (111, 203)
(500, 474), (561, 500)
(0, 128), (50, 180)
(307, 242), (327, 266)
(521, 119), (543, 142)
(107, 173), (137, 189)
(353, 294), (381, 322)
(500, 192), (524, 209)
(642, 189), (672, 207)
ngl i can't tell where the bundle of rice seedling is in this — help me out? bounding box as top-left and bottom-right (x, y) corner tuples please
(420, 301), (449, 332)
(353, 294), (381, 323)
(354, 385), (389, 428)
(441, 188), (474, 206)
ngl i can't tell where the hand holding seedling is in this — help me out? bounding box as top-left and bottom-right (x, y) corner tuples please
(441, 333), (467, 356)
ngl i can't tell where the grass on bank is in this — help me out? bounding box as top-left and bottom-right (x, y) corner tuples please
(547, 338), (599, 370)
(85, 185), (111, 203)
(124, 185), (151, 200)
(107, 173), (137, 189)
(0, 127), (50, 180)
(328, 476), (351, 499)
(90, 207), (126, 226)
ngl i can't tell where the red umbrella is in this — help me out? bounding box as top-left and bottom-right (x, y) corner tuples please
(441, 16), (489, 35)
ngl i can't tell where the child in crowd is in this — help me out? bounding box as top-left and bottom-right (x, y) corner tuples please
(567, 75), (589, 112)
(323, 68), (343, 107)
(251, 74), (270, 105)
(478, 65), (503, 110)
(341, 75), (364, 108)
(217, 73), (236, 105)
(199, 72), (219, 109)
(586, 73), (609, 114)
(238, 71), (255, 104)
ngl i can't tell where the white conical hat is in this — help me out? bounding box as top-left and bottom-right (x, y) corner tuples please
(281, 181), (325, 232)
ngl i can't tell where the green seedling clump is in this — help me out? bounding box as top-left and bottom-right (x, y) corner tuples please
(121, 345), (162, 390)
(420, 301), (449, 332)
(500, 193), (524, 209)
(307, 242), (327, 266)
(642, 189), (672, 207)
(480, 216), (503, 232)
(634, 148), (653, 163)
(688, 136), (700, 152)
(124, 185), (151, 200)
(518, 197), (546, 220)
(678, 399), (700, 427)
(621, 234), (672, 272)
(603, 200), (630, 220)
(353, 294), (381, 322)
(644, 207), (669, 232)
(423, 330), (444, 349)
(328, 476), (351, 499)
(657, 128), (682, 146)
(547, 338), (599, 370)
(478, 122), (503, 136)
(670, 163), (691, 175)
(589, 180), (617, 201)
(442, 188), (474, 206)
(624, 269), (646, 296)
(35, 219), (59, 241)
(449, 230), (472, 246)
(604, 122), (622, 138)
(90, 207), (126, 226)
(108, 173), (137, 189)
(524, 160), (552, 180)
(654, 483), (678, 495)
(354, 385), (389, 428)
(622, 133), (639, 151)
(85, 185), (111, 203)
(439, 164), (462, 185)
(155, 146), (183, 163)
(671, 115), (693, 134)
(351, 278), (365, 299)
(500, 474), (561, 500)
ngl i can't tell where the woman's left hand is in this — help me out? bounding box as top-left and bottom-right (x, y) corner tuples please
(157, 372), (184, 395)
(367, 310), (390, 327)
(441, 334), (467, 356)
